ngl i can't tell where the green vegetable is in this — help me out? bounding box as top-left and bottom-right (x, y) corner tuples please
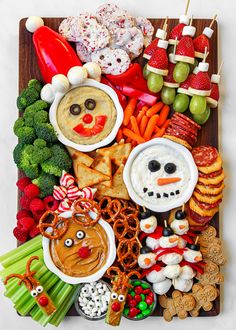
(28, 79), (43, 92)
(17, 87), (40, 112)
(15, 126), (36, 144)
(13, 117), (25, 135)
(32, 172), (58, 198)
(23, 101), (49, 127)
(34, 122), (58, 142)
(34, 110), (49, 124)
(41, 144), (72, 177)
(30, 139), (52, 164)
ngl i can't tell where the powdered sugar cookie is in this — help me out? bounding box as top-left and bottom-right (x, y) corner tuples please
(135, 16), (154, 47)
(75, 42), (92, 63)
(91, 47), (130, 75)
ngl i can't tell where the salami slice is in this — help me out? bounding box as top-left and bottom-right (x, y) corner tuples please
(193, 196), (222, 210)
(168, 124), (197, 144)
(192, 145), (218, 167)
(170, 118), (198, 137)
(198, 168), (223, 178)
(190, 224), (210, 232)
(173, 113), (201, 130)
(188, 206), (212, 224)
(166, 128), (195, 146)
(197, 180), (224, 189)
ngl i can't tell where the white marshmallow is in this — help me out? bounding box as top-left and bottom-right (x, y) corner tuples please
(138, 252), (156, 269)
(193, 66), (200, 75)
(182, 25), (196, 37)
(67, 66), (88, 85)
(203, 27), (214, 39)
(199, 62), (209, 72)
(40, 83), (55, 104)
(170, 219), (189, 235)
(146, 236), (160, 250)
(163, 264), (182, 279)
(172, 277), (193, 292)
(179, 265), (196, 280)
(211, 74), (220, 84)
(161, 252), (183, 265)
(156, 28), (167, 40)
(159, 235), (179, 248)
(179, 14), (189, 25)
(153, 279), (172, 295)
(25, 16), (44, 33)
(146, 267), (166, 283)
(157, 39), (168, 49)
(140, 216), (157, 233)
(83, 62), (102, 81)
(183, 249), (202, 263)
(51, 74), (70, 93)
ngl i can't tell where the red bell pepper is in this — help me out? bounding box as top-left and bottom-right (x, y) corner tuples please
(117, 85), (158, 106)
(33, 26), (82, 83)
(101, 77), (127, 109)
(73, 116), (107, 137)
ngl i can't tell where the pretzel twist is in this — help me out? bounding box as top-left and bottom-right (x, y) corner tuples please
(117, 239), (140, 271)
(72, 198), (101, 227)
(38, 210), (69, 240)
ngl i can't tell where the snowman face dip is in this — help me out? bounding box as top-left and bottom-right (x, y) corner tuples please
(123, 138), (198, 212)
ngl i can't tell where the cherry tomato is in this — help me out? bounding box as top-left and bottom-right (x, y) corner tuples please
(83, 114), (93, 124)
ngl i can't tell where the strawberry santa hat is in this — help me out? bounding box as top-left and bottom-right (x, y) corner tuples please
(177, 66), (199, 95)
(206, 62), (222, 108)
(175, 22), (196, 65)
(147, 39), (169, 76)
(164, 53), (179, 88)
(189, 61), (212, 96)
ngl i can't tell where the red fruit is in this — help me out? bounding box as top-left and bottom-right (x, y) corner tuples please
(128, 299), (137, 308)
(134, 286), (143, 295)
(209, 83), (219, 101)
(143, 38), (159, 59)
(164, 62), (177, 84)
(30, 198), (45, 213)
(43, 196), (59, 211)
(128, 307), (140, 318)
(148, 292), (154, 299)
(78, 247), (91, 259)
(16, 209), (32, 220)
(179, 73), (195, 90)
(20, 195), (32, 210)
(145, 296), (153, 305)
(169, 23), (186, 42)
(134, 295), (142, 303)
(16, 177), (31, 192)
(175, 36), (195, 60)
(148, 48), (168, 70)
(111, 302), (121, 312)
(17, 217), (35, 233)
(24, 184), (40, 199)
(190, 71), (211, 91)
(32, 210), (45, 222)
(193, 34), (210, 55)
(83, 114), (93, 124)
(38, 296), (49, 306)
(29, 225), (40, 238)
(13, 227), (27, 242)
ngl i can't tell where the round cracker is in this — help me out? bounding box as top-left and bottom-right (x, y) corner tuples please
(193, 191), (223, 204)
(198, 171), (225, 185)
(195, 183), (225, 196)
(163, 134), (192, 150)
(189, 198), (219, 217)
(198, 155), (223, 174)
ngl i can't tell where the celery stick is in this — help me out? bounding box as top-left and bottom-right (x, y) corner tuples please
(0, 235), (42, 268)
(0, 249), (43, 279)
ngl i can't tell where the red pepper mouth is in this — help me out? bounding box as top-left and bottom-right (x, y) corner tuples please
(73, 115), (107, 137)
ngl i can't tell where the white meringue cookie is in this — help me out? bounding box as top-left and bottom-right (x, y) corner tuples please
(161, 253), (183, 265)
(159, 235), (179, 248)
(172, 277), (193, 292)
(179, 265), (196, 280)
(163, 264), (182, 279)
(146, 236), (160, 250)
(140, 216), (157, 234)
(146, 267), (165, 283)
(153, 279), (172, 295)
(138, 252), (156, 269)
(170, 219), (189, 235)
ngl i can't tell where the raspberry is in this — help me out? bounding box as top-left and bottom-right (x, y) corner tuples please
(13, 227), (27, 242)
(30, 198), (45, 213)
(16, 209), (32, 220)
(32, 210), (45, 222)
(29, 225), (40, 238)
(19, 195), (32, 210)
(24, 184), (40, 199)
(43, 196), (59, 211)
(17, 217), (35, 233)
(16, 177), (31, 192)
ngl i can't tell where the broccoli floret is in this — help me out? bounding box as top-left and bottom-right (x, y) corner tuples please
(34, 123), (58, 142)
(25, 100), (49, 112)
(13, 117), (25, 135)
(32, 172), (58, 198)
(15, 126), (36, 144)
(18, 145), (39, 179)
(34, 110), (49, 124)
(23, 101), (49, 127)
(28, 79), (42, 92)
(30, 139), (52, 164)
(13, 143), (25, 166)
(41, 144), (72, 177)
(17, 88), (40, 112)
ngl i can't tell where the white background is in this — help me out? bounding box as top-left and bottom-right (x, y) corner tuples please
(0, 0), (236, 329)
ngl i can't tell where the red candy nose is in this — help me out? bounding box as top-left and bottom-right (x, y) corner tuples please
(83, 114), (93, 124)
(111, 302), (121, 312)
(38, 296), (49, 306)
(78, 246), (91, 259)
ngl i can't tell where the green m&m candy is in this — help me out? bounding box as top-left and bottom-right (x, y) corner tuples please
(140, 294), (145, 301)
(136, 313), (144, 319)
(124, 308), (129, 316)
(141, 283), (149, 289)
(142, 308), (152, 317)
(133, 280), (141, 286)
(138, 301), (148, 311)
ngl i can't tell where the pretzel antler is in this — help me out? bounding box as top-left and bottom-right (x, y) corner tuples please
(72, 198), (101, 227)
(25, 256), (40, 287)
(39, 210), (69, 239)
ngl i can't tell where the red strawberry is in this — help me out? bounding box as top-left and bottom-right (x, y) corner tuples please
(29, 225), (40, 238)
(16, 177), (31, 192)
(168, 23), (186, 42)
(209, 83), (219, 101)
(147, 46), (168, 75)
(193, 34), (210, 56)
(175, 36), (195, 61)
(190, 71), (211, 93)
(16, 209), (32, 220)
(13, 227), (27, 242)
(19, 195), (31, 210)
(24, 184), (40, 199)
(43, 196), (59, 211)
(30, 198), (45, 213)
(143, 38), (159, 60)
(17, 217), (35, 233)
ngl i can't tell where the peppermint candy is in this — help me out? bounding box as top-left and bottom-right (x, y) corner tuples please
(53, 185), (67, 200)
(79, 187), (97, 199)
(58, 199), (72, 213)
(60, 170), (75, 188)
(67, 185), (81, 201)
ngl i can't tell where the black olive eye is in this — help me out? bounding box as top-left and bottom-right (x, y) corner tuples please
(84, 98), (96, 110)
(69, 104), (81, 115)
(76, 230), (85, 240)
(148, 160), (161, 172)
(164, 163), (176, 174)
(64, 238), (74, 247)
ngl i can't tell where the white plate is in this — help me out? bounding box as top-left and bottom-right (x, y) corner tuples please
(42, 211), (116, 284)
(123, 138), (198, 212)
(49, 78), (123, 152)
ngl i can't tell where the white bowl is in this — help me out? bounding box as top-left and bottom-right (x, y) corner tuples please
(42, 211), (116, 284)
(49, 78), (124, 152)
(123, 138), (198, 212)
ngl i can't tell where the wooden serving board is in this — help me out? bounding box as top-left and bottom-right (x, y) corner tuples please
(18, 17), (220, 317)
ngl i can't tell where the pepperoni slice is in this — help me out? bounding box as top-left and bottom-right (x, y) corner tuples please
(166, 129), (195, 146)
(190, 224), (210, 232)
(173, 113), (201, 130)
(197, 180), (224, 188)
(170, 118), (198, 137)
(192, 196), (222, 210)
(192, 145), (218, 167)
(168, 124), (197, 143)
(198, 169), (223, 178)
(187, 206), (212, 224)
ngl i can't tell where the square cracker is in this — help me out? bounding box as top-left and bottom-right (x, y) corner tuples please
(74, 163), (110, 189)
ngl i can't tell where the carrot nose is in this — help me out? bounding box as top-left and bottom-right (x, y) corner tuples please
(179, 225), (186, 230)
(145, 224), (151, 229)
(194, 256), (202, 262)
(157, 177), (181, 186)
(169, 237), (178, 243)
(144, 258), (151, 266)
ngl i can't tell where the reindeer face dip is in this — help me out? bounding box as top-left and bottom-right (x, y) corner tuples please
(40, 199), (116, 284)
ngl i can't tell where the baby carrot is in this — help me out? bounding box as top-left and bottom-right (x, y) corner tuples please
(140, 115), (149, 136)
(123, 98), (138, 126)
(146, 102), (163, 117)
(156, 105), (170, 127)
(154, 125), (161, 133)
(157, 177), (181, 185)
(152, 127), (166, 138)
(123, 128), (146, 144)
(136, 105), (149, 124)
(143, 114), (160, 140)
(161, 119), (170, 129)
(130, 116), (140, 135)
(116, 128), (123, 143)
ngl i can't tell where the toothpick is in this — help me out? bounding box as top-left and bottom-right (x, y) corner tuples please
(203, 47), (209, 63)
(189, 15), (193, 26)
(173, 37), (178, 55)
(209, 14), (217, 29)
(164, 220), (167, 227)
(137, 238), (142, 248)
(185, 0), (191, 15)
(217, 61), (223, 75)
(182, 204), (185, 212)
(163, 16), (169, 30)
(195, 236), (199, 245)
(142, 206), (146, 212)
(163, 23), (168, 33)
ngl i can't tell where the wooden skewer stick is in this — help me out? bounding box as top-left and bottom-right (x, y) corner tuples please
(209, 14), (217, 29)
(136, 237), (142, 248)
(173, 37), (178, 54)
(203, 47), (209, 63)
(162, 16), (169, 30)
(195, 236), (199, 245)
(164, 220), (168, 227)
(142, 206), (147, 212)
(189, 15), (193, 26)
(217, 61), (224, 75)
(185, 0), (191, 15)
(182, 204), (185, 212)
(163, 23), (168, 33)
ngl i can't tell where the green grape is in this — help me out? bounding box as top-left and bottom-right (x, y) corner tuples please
(192, 106), (210, 125)
(173, 62), (190, 83)
(143, 64), (151, 80)
(161, 86), (176, 105)
(173, 94), (190, 113)
(147, 73), (163, 93)
(189, 58), (199, 73)
(189, 95), (207, 115)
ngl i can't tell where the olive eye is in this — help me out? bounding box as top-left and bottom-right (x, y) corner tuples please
(76, 230), (85, 240)
(69, 104), (81, 115)
(164, 163), (176, 174)
(148, 160), (161, 172)
(118, 295), (125, 302)
(84, 98), (96, 110)
(36, 286), (44, 293)
(64, 238), (74, 247)
(111, 292), (118, 300)
(31, 290), (38, 297)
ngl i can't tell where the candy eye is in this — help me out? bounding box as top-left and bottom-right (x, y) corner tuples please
(31, 290), (38, 298)
(76, 230), (85, 240)
(164, 163), (176, 174)
(64, 238), (74, 247)
(84, 98), (96, 110)
(118, 295), (125, 302)
(148, 160), (161, 172)
(69, 104), (81, 115)
(36, 286), (43, 293)
(81, 287), (89, 294)
(111, 292), (118, 300)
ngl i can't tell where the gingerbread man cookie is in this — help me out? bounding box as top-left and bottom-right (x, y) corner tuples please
(196, 260), (224, 286)
(190, 284), (219, 317)
(159, 291), (196, 322)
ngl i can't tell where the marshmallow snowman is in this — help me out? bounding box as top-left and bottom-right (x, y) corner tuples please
(183, 243), (202, 263)
(170, 209), (189, 235)
(172, 277), (193, 292)
(139, 209), (158, 234)
(138, 248), (157, 269)
(159, 226), (179, 249)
